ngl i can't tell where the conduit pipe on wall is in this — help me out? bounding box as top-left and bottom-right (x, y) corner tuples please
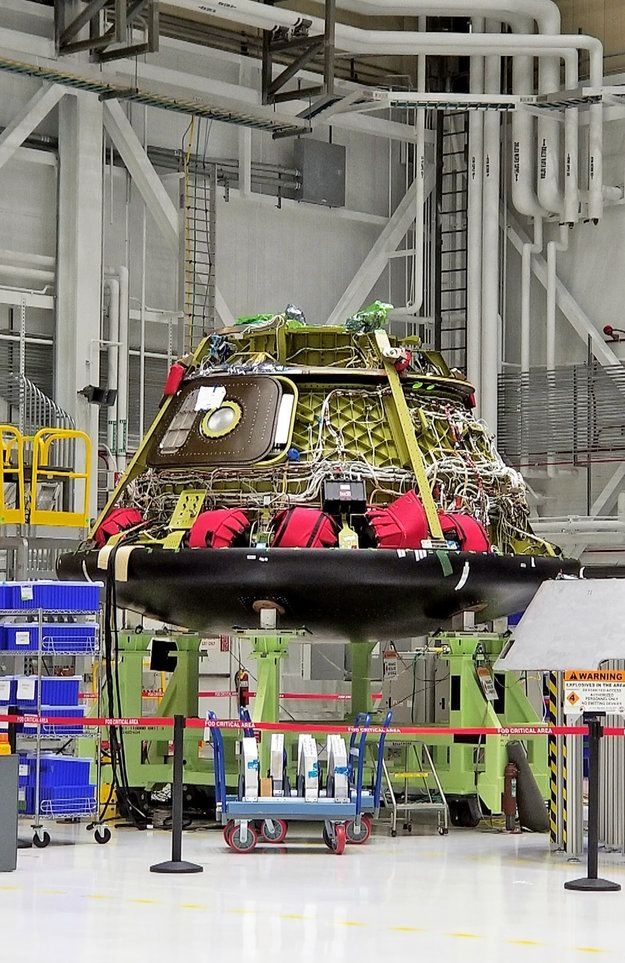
(466, 18), (484, 402)
(480, 26), (501, 434)
(410, 16), (427, 314)
(103, 274), (120, 462)
(117, 265), (129, 469)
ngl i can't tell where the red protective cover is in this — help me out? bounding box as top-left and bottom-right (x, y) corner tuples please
(366, 489), (429, 549)
(93, 507), (143, 548)
(439, 512), (491, 552)
(188, 509), (250, 549)
(163, 362), (186, 396)
(271, 507), (338, 548)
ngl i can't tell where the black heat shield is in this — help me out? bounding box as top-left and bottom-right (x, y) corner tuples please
(57, 547), (581, 642)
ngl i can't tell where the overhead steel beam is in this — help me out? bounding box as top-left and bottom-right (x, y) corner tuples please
(327, 169), (435, 326)
(0, 84), (65, 173)
(103, 100), (179, 253)
(507, 216), (623, 370)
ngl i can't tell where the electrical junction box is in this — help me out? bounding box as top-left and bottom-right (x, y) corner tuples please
(293, 139), (346, 208)
(322, 479), (366, 515)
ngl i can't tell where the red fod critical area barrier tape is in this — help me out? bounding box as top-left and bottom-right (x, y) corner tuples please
(2, 712), (623, 737)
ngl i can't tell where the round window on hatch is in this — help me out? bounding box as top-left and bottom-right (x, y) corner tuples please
(200, 400), (242, 439)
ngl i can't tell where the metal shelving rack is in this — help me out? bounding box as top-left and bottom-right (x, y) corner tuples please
(0, 601), (108, 847)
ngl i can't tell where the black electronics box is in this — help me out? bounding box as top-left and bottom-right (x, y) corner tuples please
(322, 479), (367, 515)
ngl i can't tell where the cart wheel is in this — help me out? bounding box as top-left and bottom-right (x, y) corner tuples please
(345, 815), (372, 845)
(322, 825), (333, 850)
(94, 826), (111, 845)
(33, 831), (50, 849)
(438, 826), (449, 836)
(391, 829), (397, 838)
(223, 820), (236, 846)
(333, 824), (347, 855)
(229, 824), (258, 853)
(261, 818), (288, 844)
(407, 823), (413, 833)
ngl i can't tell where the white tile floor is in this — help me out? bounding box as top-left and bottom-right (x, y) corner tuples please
(3, 822), (624, 962)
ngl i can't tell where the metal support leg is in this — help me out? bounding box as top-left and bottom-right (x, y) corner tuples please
(350, 642), (375, 717)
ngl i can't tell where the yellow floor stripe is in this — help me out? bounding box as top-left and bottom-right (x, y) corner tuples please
(128, 898), (158, 905)
(337, 921), (366, 927)
(281, 914), (312, 920)
(390, 926), (423, 933)
(85, 894), (110, 901)
(574, 949), (606, 955)
(180, 903), (206, 910)
(508, 939), (543, 947)
(448, 932), (482, 939)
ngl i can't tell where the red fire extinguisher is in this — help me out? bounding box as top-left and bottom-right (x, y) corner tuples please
(235, 669), (250, 709)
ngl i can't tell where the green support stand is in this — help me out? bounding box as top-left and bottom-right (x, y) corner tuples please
(350, 642), (376, 717)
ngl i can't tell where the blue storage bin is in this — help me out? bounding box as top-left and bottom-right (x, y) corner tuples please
(0, 583), (15, 608)
(17, 754), (92, 789)
(15, 676), (81, 710)
(4, 623), (97, 653)
(4, 624), (40, 651)
(10, 581), (102, 613)
(23, 705), (86, 736)
(40, 755), (92, 787)
(18, 753), (36, 788)
(42, 624), (97, 654)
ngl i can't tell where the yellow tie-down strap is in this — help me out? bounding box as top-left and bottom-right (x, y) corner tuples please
(374, 330), (443, 540)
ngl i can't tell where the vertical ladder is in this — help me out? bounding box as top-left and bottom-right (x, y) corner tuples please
(183, 123), (217, 353)
(435, 110), (469, 373)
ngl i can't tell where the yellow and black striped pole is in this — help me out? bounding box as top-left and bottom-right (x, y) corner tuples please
(548, 671), (559, 846)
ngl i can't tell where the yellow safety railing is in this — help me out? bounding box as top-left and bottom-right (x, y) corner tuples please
(0, 425), (26, 525)
(29, 428), (92, 528)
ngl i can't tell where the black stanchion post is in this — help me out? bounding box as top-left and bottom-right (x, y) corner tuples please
(150, 715), (203, 874)
(7, 705), (18, 754)
(565, 713), (620, 892)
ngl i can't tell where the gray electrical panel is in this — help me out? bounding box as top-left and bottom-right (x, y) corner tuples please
(0, 756), (18, 872)
(294, 139), (346, 208)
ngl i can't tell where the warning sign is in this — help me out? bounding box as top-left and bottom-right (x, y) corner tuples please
(563, 669), (625, 716)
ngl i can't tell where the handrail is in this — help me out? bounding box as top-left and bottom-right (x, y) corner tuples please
(0, 425), (26, 525)
(29, 428), (91, 528)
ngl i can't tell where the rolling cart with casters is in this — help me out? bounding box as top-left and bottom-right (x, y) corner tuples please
(382, 739), (449, 837)
(209, 712), (370, 854)
(344, 710), (394, 844)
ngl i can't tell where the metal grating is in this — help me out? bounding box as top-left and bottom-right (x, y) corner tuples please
(498, 364), (625, 465)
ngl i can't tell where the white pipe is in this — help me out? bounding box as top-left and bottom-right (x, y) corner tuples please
(480, 30), (501, 435)
(103, 275), (120, 464)
(174, 2), (603, 219)
(466, 19), (484, 399)
(117, 264), (129, 468)
(520, 216), (543, 375)
(411, 16), (426, 313)
(546, 224), (569, 371)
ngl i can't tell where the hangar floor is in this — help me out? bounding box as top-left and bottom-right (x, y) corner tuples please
(3, 823), (623, 961)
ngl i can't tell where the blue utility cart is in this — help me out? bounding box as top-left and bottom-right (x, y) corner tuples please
(208, 710), (392, 854)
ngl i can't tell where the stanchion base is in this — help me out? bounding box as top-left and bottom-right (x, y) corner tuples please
(150, 860), (203, 874)
(564, 877), (621, 892)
